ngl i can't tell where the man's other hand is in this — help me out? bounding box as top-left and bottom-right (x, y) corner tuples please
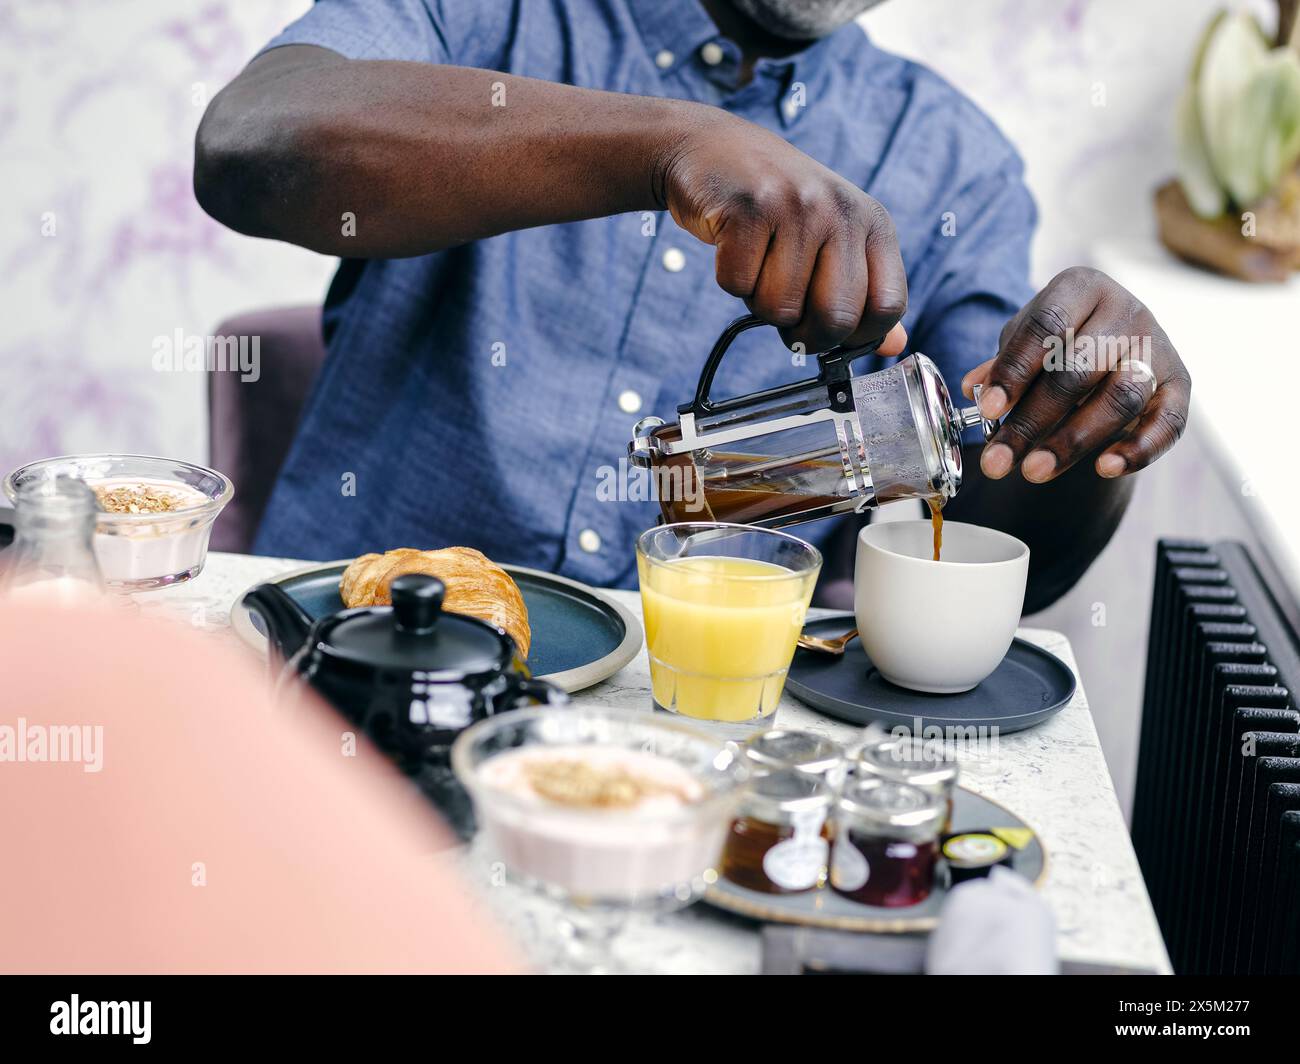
(961, 267), (1191, 483)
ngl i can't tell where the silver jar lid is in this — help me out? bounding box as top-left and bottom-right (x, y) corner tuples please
(836, 778), (944, 836)
(909, 353), (1001, 500)
(849, 736), (959, 791)
(743, 729), (844, 779)
(741, 769), (833, 826)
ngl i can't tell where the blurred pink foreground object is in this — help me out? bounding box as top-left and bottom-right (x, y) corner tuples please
(0, 602), (522, 974)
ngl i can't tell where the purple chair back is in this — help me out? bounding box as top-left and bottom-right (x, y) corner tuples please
(207, 306), (326, 553)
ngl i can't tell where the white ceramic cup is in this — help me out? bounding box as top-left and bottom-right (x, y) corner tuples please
(854, 519), (1030, 694)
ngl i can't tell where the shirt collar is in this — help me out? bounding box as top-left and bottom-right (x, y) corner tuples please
(628, 0), (719, 74)
(781, 21), (858, 85)
(764, 26), (852, 126)
(629, 0), (861, 126)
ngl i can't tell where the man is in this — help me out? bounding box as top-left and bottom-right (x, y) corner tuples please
(195, 0), (1190, 612)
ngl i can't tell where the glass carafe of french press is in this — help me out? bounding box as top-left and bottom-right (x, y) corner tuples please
(628, 315), (1001, 528)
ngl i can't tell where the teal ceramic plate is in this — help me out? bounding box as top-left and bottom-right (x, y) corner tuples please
(705, 786), (1046, 933)
(231, 560), (642, 693)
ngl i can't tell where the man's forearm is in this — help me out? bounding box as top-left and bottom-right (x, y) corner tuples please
(945, 444), (1135, 614)
(194, 45), (699, 257)
(195, 43), (915, 353)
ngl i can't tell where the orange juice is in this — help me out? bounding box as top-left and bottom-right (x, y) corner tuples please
(637, 555), (816, 723)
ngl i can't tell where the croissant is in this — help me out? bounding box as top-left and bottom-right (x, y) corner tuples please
(340, 547), (531, 658)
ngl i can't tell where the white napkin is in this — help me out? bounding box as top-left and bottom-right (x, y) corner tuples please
(925, 866), (1058, 975)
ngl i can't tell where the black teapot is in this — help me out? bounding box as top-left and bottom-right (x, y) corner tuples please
(244, 572), (567, 838)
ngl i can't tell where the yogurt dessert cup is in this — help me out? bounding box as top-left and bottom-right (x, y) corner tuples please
(4, 454), (233, 589)
(453, 706), (748, 908)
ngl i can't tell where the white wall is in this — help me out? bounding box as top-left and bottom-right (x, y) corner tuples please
(861, 0), (1275, 284)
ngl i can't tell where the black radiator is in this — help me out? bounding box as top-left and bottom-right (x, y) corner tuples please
(1133, 539), (1300, 974)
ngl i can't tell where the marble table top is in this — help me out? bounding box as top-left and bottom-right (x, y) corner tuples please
(140, 550), (1171, 975)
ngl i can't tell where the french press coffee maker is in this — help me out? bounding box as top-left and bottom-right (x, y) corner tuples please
(628, 315), (1001, 528)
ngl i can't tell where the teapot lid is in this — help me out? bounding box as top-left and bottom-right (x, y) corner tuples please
(320, 573), (511, 674)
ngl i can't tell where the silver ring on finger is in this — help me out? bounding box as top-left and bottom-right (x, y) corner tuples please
(1117, 356), (1157, 400)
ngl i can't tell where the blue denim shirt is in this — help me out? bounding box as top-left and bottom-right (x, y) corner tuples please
(252, 0), (1036, 588)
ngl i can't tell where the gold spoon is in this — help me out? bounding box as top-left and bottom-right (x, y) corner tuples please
(797, 627), (859, 656)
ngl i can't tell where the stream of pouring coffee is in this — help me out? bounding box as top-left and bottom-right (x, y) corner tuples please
(927, 497), (943, 562)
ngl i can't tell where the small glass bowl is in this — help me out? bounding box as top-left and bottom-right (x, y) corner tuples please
(3, 454), (233, 590)
(452, 706), (749, 911)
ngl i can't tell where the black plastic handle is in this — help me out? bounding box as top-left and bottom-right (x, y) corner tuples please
(0, 504), (14, 550)
(678, 314), (884, 417)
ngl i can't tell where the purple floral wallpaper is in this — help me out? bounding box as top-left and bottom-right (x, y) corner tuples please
(0, 0), (331, 481)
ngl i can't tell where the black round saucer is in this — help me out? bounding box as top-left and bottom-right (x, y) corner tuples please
(786, 613), (1076, 734)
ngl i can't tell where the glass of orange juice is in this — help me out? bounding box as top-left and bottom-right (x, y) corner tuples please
(636, 523), (822, 727)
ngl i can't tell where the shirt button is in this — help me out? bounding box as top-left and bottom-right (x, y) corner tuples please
(700, 42), (724, 66)
(617, 389), (643, 414)
(662, 247), (686, 272)
(578, 529), (602, 553)
(655, 49), (674, 69)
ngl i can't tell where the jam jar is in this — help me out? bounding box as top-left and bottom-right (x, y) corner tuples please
(830, 778), (944, 908)
(848, 737), (959, 831)
(720, 770), (833, 894)
(742, 729), (845, 785)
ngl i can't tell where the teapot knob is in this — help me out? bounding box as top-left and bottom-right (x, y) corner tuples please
(391, 574), (444, 634)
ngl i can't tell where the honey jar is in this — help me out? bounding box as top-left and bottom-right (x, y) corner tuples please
(742, 729), (845, 785)
(720, 770), (833, 894)
(847, 736), (959, 831)
(830, 778), (944, 908)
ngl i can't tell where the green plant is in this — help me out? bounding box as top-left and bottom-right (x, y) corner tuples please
(1176, 8), (1300, 217)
